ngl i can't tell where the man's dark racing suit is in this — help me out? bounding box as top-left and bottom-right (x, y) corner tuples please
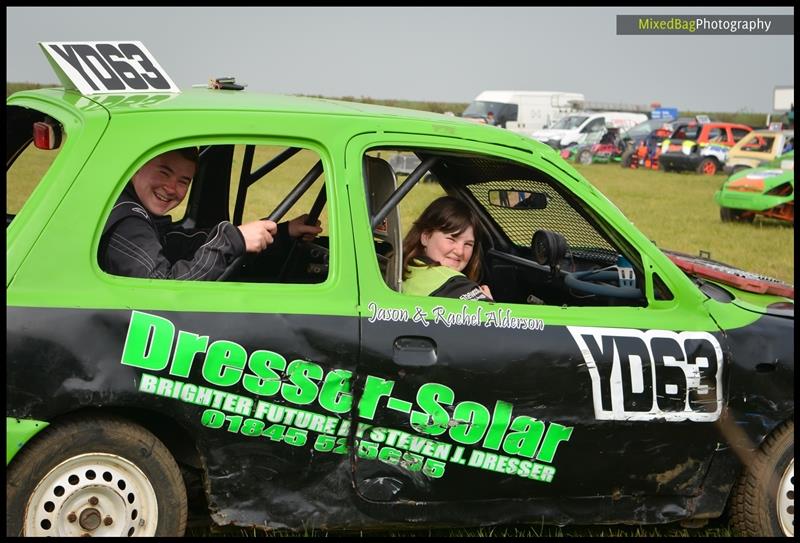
(99, 183), (289, 280)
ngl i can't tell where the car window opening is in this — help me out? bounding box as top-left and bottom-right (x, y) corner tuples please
(364, 148), (647, 308)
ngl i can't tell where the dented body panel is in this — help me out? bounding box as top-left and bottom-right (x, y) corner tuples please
(7, 300), (793, 528)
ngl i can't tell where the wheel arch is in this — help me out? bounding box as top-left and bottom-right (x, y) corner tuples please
(10, 406), (207, 481)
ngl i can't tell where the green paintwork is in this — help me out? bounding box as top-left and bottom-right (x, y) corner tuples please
(6, 88), (534, 317)
(6, 418), (49, 464)
(715, 281), (792, 312)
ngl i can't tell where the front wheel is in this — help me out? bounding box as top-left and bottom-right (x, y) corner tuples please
(730, 420), (794, 536)
(576, 149), (593, 165)
(696, 157), (719, 175)
(720, 207), (755, 223)
(6, 416), (187, 537)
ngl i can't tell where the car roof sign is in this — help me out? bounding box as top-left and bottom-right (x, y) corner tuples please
(39, 41), (180, 95)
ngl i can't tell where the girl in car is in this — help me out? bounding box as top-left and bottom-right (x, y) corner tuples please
(401, 196), (493, 301)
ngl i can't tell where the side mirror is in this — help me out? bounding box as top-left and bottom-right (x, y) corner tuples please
(488, 190), (549, 210)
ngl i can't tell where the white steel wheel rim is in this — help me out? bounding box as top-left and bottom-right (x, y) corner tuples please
(778, 457), (794, 537)
(23, 452), (159, 537)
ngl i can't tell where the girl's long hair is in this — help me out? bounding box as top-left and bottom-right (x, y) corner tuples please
(401, 196), (483, 282)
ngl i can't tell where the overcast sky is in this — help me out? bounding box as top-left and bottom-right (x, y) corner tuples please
(6, 6), (794, 113)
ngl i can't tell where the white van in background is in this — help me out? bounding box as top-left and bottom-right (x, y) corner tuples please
(530, 112), (648, 148)
(462, 90), (584, 133)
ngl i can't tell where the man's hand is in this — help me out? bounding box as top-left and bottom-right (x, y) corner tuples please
(238, 220), (278, 253)
(287, 214), (322, 241)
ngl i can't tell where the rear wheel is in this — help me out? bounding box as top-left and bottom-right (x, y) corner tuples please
(576, 149), (593, 165)
(720, 207), (755, 223)
(6, 416), (187, 537)
(730, 421), (794, 536)
(697, 157), (719, 175)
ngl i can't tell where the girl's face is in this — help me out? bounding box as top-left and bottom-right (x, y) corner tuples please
(421, 226), (475, 272)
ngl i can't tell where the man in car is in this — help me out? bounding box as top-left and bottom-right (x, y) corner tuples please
(99, 147), (321, 280)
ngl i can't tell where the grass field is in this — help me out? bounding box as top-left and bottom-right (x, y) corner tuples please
(573, 162), (793, 283)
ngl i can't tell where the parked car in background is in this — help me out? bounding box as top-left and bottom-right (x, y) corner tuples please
(620, 118), (691, 169)
(562, 126), (625, 165)
(387, 153), (436, 182)
(715, 151), (794, 223)
(659, 119), (753, 175)
(530, 112), (648, 149)
(462, 90), (584, 132)
(723, 129), (794, 175)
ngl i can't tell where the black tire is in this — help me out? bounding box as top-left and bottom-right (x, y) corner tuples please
(720, 207), (755, 223)
(576, 149), (593, 165)
(730, 420), (794, 536)
(6, 416), (187, 537)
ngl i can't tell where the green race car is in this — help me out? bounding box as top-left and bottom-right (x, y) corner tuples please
(715, 151), (794, 223)
(6, 41), (795, 537)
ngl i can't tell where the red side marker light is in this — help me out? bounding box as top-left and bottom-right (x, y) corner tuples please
(33, 121), (62, 150)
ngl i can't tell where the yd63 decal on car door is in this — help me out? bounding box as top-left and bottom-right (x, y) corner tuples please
(568, 326), (723, 422)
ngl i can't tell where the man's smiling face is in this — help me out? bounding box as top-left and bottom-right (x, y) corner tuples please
(131, 150), (195, 216)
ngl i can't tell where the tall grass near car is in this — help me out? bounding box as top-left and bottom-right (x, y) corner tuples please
(189, 518), (734, 537)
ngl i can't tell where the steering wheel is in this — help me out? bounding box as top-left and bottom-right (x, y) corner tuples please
(563, 268), (641, 299)
(275, 187), (328, 283)
(216, 213), (282, 283)
(277, 238), (329, 283)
